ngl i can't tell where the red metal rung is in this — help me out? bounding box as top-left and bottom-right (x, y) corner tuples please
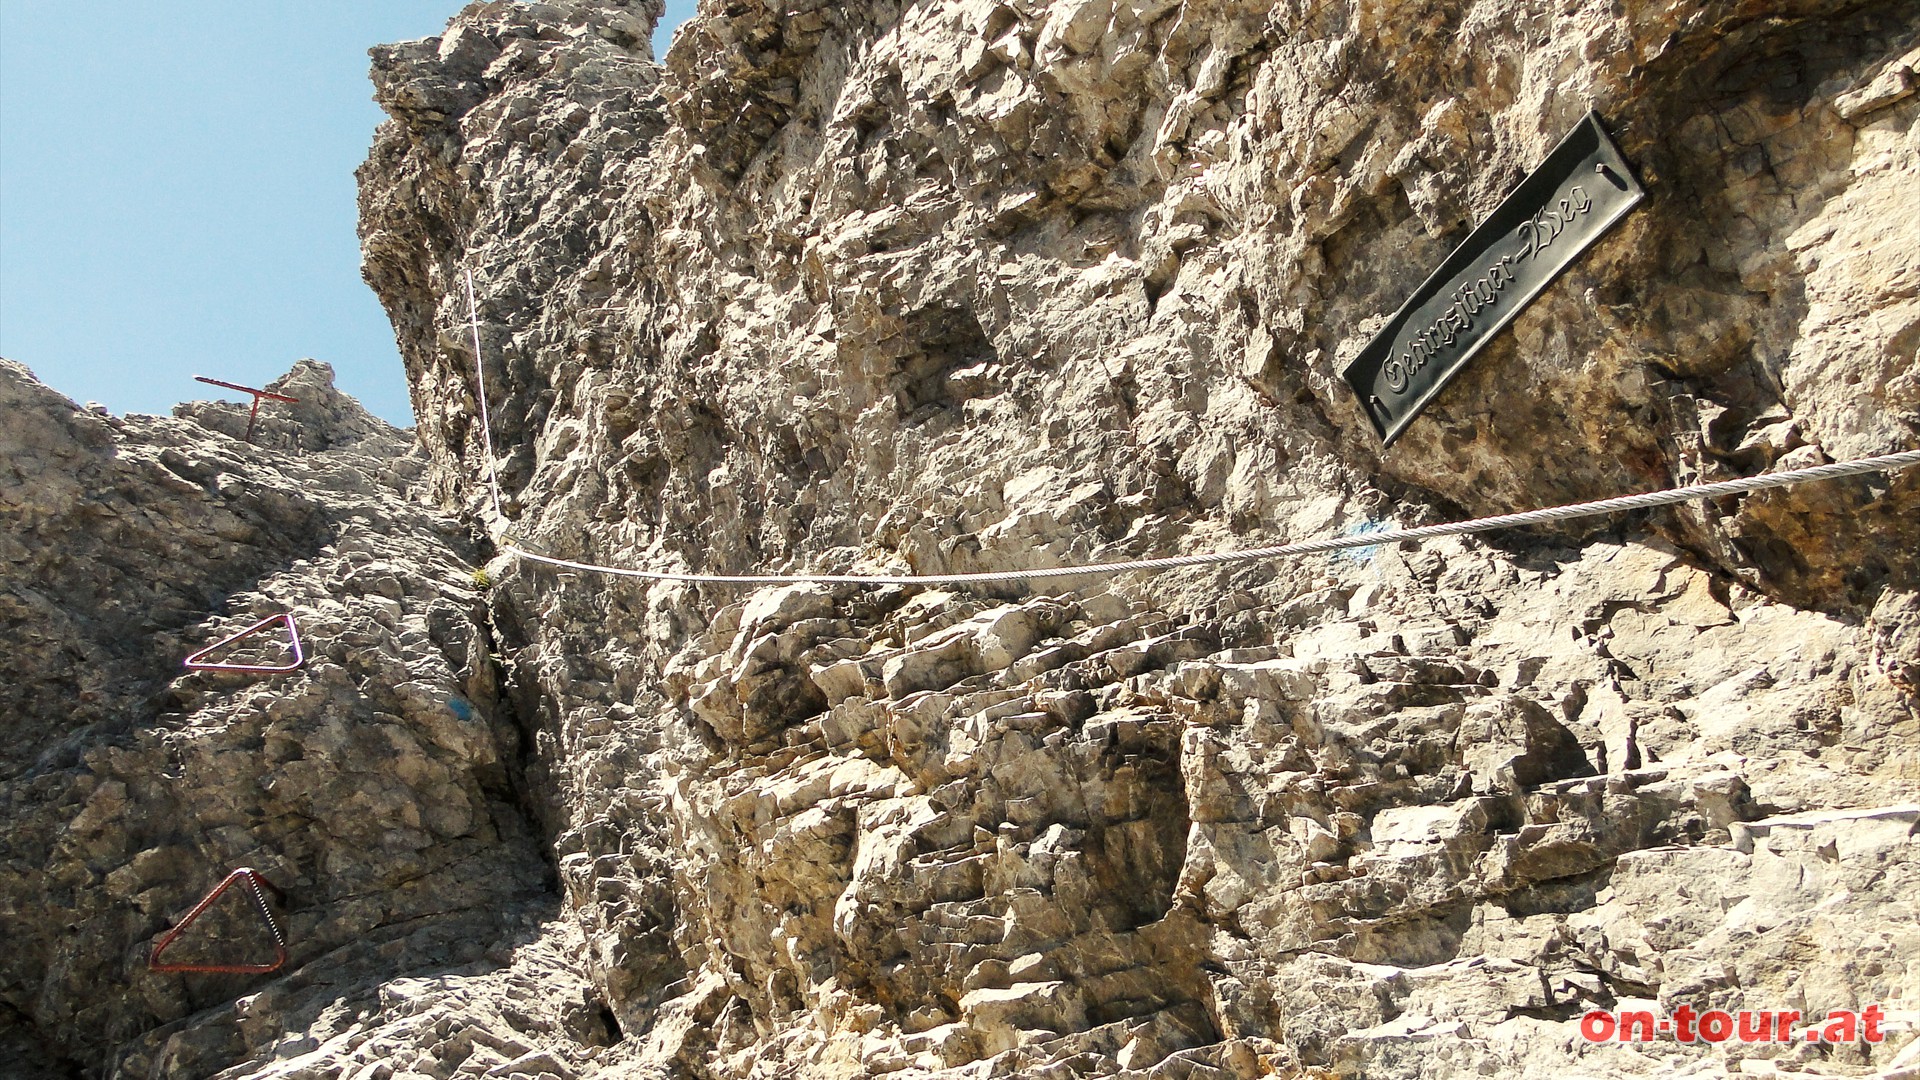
(192, 376), (300, 405)
(183, 612), (305, 673)
(193, 376), (299, 443)
(148, 867), (289, 975)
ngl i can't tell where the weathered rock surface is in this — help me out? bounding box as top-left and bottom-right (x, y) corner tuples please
(6, 0), (1920, 1076)
(0, 360), (609, 1078)
(349, 0), (1919, 1077)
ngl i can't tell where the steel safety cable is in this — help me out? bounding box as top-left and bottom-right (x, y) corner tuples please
(464, 266), (505, 520)
(461, 272), (1920, 587)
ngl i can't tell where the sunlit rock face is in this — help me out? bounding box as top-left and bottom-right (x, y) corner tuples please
(3, 0), (1916, 1076)
(0, 358), (613, 1078)
(360, 0), (1918, 1076)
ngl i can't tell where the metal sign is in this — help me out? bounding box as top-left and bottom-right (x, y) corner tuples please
(1342, 111), (1646, 445)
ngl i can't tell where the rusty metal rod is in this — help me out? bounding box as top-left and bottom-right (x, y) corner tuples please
(193, 376), (298, 443)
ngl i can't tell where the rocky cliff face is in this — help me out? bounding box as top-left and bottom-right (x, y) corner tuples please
(353, 0), (1920, 1076)
(0, 361), (613, 1078)
(5, 0), (1919, 1076)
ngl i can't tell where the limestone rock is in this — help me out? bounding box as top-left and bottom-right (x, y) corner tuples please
(8, 0), (1920, 1075)
(349, 0), (1920, 1075)
(0, 360), (607, 1077)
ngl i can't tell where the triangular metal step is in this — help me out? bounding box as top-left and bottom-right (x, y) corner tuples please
(182, 613), (305, 673)
(148, 867), (289, 974)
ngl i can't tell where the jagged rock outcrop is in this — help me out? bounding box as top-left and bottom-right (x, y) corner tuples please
(349, 0), (1920, 1077)
(0, 360), (611, 1078)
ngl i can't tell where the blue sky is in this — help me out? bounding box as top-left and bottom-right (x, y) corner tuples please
(0, 2), (694, 426)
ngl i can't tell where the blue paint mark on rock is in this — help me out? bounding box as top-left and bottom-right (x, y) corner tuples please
(448, 697), (474, 721)
(1338, 520), (1390, 564)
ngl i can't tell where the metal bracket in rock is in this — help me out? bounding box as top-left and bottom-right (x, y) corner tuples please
(148, 867), (290, 975)
(193, 375), (300, 445)
(183, 612), (306, 674)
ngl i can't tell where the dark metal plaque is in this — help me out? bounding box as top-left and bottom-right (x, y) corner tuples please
(1342, 111), (1646, 445)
